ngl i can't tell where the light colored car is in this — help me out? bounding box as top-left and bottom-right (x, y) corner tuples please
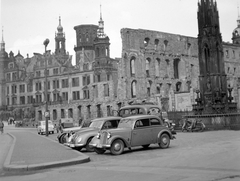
(89, 115), (175, 155)
(67, 117), (121, 152)
(37, 120), (54, 135)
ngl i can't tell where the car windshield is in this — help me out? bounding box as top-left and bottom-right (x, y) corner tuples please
(118, 118), (134, 128)
(89, 120), (104, 129)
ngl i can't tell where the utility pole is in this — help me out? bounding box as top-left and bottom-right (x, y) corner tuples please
(43, 38), (50, 137)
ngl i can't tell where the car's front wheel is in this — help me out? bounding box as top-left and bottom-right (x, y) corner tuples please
(159, 133), (170, 149)
(94, 148), (106, 154)
(110, 139), (124, 155)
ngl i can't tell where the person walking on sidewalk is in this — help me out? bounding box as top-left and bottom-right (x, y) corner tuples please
(0, 120), (4, 134)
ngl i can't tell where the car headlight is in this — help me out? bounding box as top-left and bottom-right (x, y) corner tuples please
(96, 133), (101, 139)
(107, 132), (111, 139)
(76, 136), (82, 143)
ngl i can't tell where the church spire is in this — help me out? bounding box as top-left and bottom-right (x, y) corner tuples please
(97, 4), (106, 38)
(1, 26), (5, 52)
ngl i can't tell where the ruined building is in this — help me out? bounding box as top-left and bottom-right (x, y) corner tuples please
(1, 1), (240, 126)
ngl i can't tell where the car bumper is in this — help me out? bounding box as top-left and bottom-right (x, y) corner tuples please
(69, 143), (85, 148)
(90, 143), (111, 149)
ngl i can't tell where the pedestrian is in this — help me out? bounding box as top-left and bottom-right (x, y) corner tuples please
(0, 120), (4, 134)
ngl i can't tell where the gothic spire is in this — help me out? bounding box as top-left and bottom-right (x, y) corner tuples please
(0, 26), (5, 52)
(97, 4), (106, 38)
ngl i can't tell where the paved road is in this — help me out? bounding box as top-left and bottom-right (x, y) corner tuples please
(1, 123), (240, 181)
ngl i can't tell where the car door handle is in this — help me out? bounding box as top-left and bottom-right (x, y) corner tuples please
(133, 132), (137, 135)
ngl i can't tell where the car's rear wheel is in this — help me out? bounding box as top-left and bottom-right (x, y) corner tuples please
(159, 133), (170, 149)
(94, 148), (106, 154)
(110, 139), (124, 155)
(142, 144), (150, 149)
(85, 138), (94, 152)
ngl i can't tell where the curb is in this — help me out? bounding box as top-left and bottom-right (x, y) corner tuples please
(3, 133), (90, 172)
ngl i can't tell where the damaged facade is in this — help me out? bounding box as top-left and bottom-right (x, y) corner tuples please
(1, 4), (240, 125)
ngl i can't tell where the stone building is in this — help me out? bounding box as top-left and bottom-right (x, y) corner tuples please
(1, 2), (240, 126)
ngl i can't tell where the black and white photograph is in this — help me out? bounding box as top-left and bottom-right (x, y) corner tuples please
(0, 0), (240, 180)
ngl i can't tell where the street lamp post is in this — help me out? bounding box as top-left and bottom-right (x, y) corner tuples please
(43, 38), (50, 137)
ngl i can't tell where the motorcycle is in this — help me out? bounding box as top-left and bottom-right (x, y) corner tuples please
(182, 118), (205, 132)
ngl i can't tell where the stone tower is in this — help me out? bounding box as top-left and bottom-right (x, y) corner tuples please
(232, 9), (240, 44)
(0, 28), (8, 108)
(194, 0), (237, 114)
(55, 16), (66, 55)
(93, 5), (112, 82)
(74, 24), (98, 68)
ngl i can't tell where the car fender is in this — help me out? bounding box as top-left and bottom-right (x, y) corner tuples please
(157, 129), (173, 142)
(108, 135), (131, 148)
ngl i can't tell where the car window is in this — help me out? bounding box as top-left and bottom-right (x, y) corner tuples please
(150, 118), (161, 125)
(148, 107), (161, 116)
(134, 119), (150, 128)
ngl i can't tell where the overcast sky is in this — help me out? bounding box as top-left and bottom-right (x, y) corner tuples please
(0, 0), (239, 65)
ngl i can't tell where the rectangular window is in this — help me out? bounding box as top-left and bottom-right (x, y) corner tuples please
(27, 96), (33, 104)
(12, 85), (17, 94)
(62, 92), (68, 101)
(27, 84), (33, 92)
(72, 91), (80, 100)
(19, 84), (25, 93)
(20, 96), (25, 104)
(12, 72), (17, 81)
(6, 73), (11, 81)
(61, 109), (65, 118)
(53, 68), (59, 75)
(84, 90), (90, 99)
(72, 77), (79, 87)
(12, 96), (17, 105)
(62, 79), (69, 88)
(53, 80), (59, 89)
(53, 93), (60, 101)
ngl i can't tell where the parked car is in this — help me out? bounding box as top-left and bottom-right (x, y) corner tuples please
(37, 120), (54, 135)
(89, 115), (176, 155)
(117, 104), (176, 135)
(67, 116), (121, 152)
(117, 104), (162, 118)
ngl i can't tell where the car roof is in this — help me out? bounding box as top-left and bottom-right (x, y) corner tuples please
(120, 105), (160, 109)
(91, 116), (122, 122)
(121, 114), (160, 120)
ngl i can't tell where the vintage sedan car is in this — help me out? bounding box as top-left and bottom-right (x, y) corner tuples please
(89, 115), (175, 155)
(117, 104), (162, 118)
(67, 116), (121, 152)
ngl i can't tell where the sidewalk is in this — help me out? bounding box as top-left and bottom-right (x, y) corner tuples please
(3, 128), (90, 172)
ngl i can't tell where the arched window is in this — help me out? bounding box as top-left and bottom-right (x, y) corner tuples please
(144, 37), (150, 47)
(96, 47), (100, 57)
(146, 58), (151, 77)
(147, 80), (152, 97)
(130, 57), (136, 76)
(164, 40), (168, 51)
(176, 82), (181, 92)
(173, 59), (180, 79)
(131, 80), (137, 98)
(155, 58), (160, 77)
(154, 39), (159, 50)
